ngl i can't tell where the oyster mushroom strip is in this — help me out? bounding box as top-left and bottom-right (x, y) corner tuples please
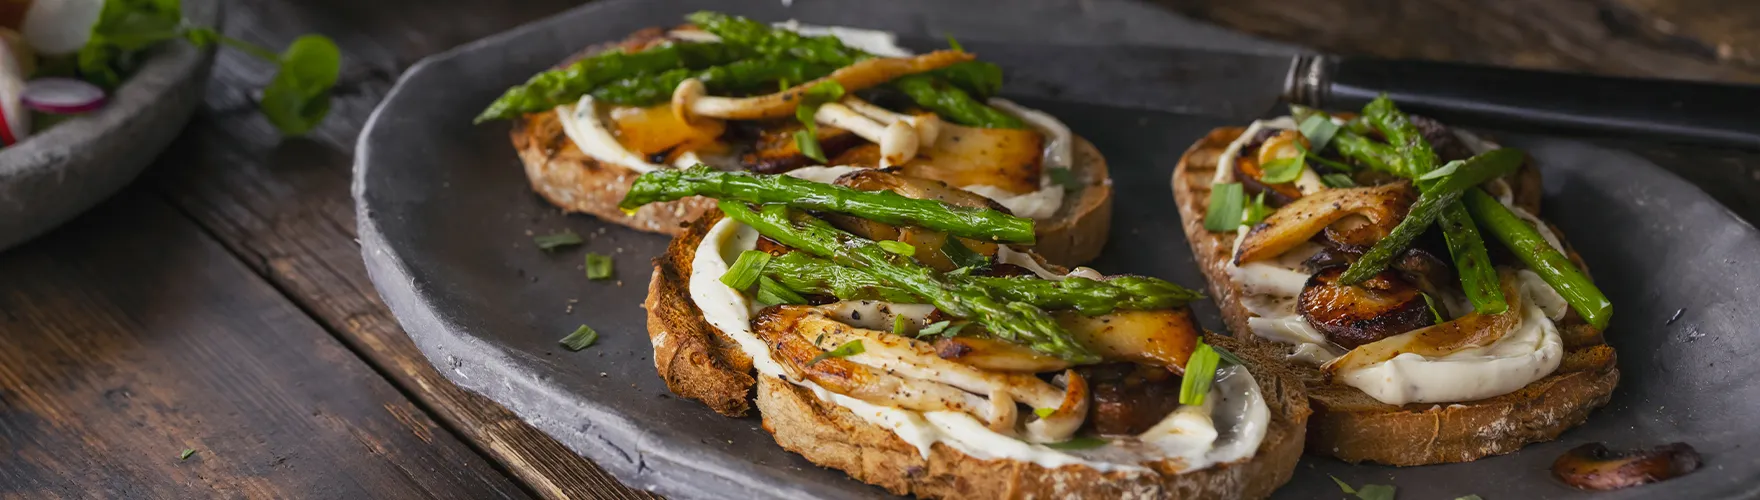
(1320, 271), (1523, 380)
(668, 50), (973, 122)
(812, 101), (920, 167)
(1235, 182), (1416, 264)
(756, 306), (1089, 440)
(937, 309), (1203, 375)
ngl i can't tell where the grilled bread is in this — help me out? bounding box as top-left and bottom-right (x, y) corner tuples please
(1171, 126), (1619, 465)
(644, 208), (1310, 498)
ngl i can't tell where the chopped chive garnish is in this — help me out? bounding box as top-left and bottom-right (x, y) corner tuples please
(877, 240), (916, 257)
(1244, 192), (1273, 226)
(794, 130), (826, 163)
(755, 276), (808, 306)
(560, 325), (599, 351)
(792, 80), (846, 163)
(1179, 340), (1221, 406)
(1033, 407), (1055, 419)
(917, 320), (952, 337)
(1260, 156), (1305, 184)
(585, 253), (614, 280)
(1298, 113), (1340, 151)
(179, 449), (195, 460)
(892, 314), (909, 335)
(807, 340), (864, 366)
(1212, 343), (1245, 366)
(533, 230), (583, 251)
(941, 238), (990, 270)
(1422, 292), (1447, 323)
(1203, 183), (1245, 231)
(720, 250), (772, 290)
(1321, 173), (1358, 188)
(1048, 166), (1082, 193)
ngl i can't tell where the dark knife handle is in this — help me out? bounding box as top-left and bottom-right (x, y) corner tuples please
(1288, 55), (1760, 149)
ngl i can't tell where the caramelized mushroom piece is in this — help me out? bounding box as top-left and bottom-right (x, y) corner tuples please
(934, 336), (1072, 373)
(1553, 442), (1702, 490)
(1235, 182), (1415, 264)
(1080, 363), (1183, 435)
(1299, 266), (1433, 349)
(741, 119), (863, 174)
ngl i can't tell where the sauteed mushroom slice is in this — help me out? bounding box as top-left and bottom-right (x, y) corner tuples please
(1235, 182), (1415, 264)
(1553, 442), (1702, 491)
(1299, 266), (1433, 349)
(1082, 363), (1185, 435)
(670, 50), (974, 121)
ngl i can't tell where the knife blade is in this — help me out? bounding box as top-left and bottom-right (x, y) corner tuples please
(903, 38), (1760, 149)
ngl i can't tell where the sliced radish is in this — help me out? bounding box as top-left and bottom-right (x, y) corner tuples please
(21, 0), (100, 56)
(0, 32), (28, 146)
(23, 77), (102, 114)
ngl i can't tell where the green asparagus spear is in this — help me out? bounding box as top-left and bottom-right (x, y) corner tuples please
(475, 41), (751, 122)
(1363, 96), (1507, 313)
(891, 74), (1025, 128)
(1333, 133), (1402, 175)
(1462, 189), (1612, 329)
(589, 58), (838, 106)
(686, 11), (1024, 128)
(722, 202), (1099, 362)
(765, 251), (1204, 314)
(1338, 148), (1523, 285)
(620, 166), (1037, 243)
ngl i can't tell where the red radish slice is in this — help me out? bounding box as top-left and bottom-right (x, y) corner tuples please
(0, 33), (28, 146)
(22, 77), (103, 114)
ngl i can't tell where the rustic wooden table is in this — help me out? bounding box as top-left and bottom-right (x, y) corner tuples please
(1, 0), (1754, 498)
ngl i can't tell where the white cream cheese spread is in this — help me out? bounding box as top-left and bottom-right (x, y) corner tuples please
(685, 217), (1270, 472)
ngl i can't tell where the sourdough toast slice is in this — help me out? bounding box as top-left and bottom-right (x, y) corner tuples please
(506, 30), (1113, 265)
(1170, 127), (1619, 466)
(645, 210), (1308, 499)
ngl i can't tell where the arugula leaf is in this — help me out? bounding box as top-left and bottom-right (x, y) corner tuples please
(1041, 437), (1108, 450)
(1321, 173), (1358, 188)
(533, 230), (583, 251)
(1244, 192), (1273, 226)
(807, 340), (864, 366)
(584, 253), (614, 280)
(259, 34), (342, 135)
(1260, 156), (1305, 184)
(1203, 183), (1245, 231)
(559, 325), (599, 351)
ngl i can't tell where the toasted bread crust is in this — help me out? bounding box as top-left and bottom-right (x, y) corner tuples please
(648, 209), (1308, 498)
(1170, 127), (1619, 466)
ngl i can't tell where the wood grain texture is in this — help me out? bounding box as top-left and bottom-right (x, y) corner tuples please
(0, 192), (526, 499)
(145, 0), (1760, 498)
(1157, 0), (1760, 83)
(146, 0), (658, 498)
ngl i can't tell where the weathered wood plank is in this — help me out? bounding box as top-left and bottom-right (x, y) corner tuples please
(148, 0), (658, 498)
(0, 191), (527, 499)
(1157, 0), (1760, 83)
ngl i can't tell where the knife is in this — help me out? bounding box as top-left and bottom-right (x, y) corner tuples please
(903, 39), (1760, 149)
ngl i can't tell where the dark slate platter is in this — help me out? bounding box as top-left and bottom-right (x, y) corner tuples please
(354, 0), (1760, 498)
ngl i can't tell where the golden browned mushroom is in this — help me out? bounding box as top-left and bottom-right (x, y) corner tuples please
(1322, 273), (1524, 379)
(1234, 182), (1415, 264)
(1298, 266), (1433, 349)
(1552, 442), (1702, 490)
